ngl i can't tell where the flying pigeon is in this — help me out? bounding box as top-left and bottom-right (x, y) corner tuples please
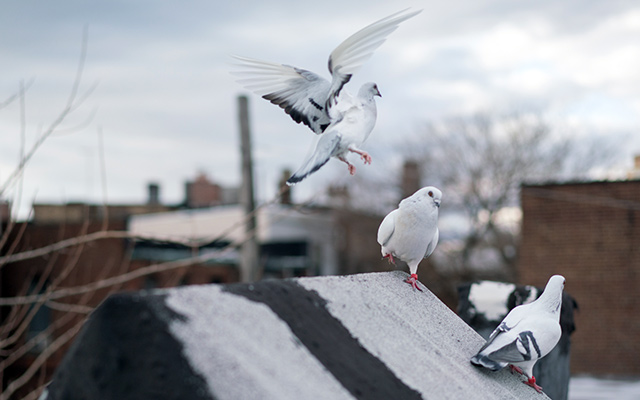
(470, 275), (566, 394)
(231, 9), (421, 185)
(377, 186), (441, 291)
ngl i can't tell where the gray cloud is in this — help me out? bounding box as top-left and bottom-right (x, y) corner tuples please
(1, 0), (639, 218)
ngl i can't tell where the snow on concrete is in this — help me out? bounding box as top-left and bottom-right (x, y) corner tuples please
(166, 284), (353, 400)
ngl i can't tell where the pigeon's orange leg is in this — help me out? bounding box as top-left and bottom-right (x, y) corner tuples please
(524, 376), (543, 393)
(405, 273), (423, 292)
(383, 253), (395, 265)
(509, 365), (524, 375)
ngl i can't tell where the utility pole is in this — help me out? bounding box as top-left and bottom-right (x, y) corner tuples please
(238, 95), (259, 282)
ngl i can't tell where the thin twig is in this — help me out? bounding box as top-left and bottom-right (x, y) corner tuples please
(0, 79), (34, 111)
(23, 383), (49, 400)
(0, 319), (84, 400)
(0, 27), (92, 197)
(1, 231), (134, 265)
(97, 126), (109, 230)
(0, 248), (235, 306)
(0, 207), (32, 269)
(0, 310), (75, 369)
(0, 215), (89, 348)
(45, 300), (94, 314)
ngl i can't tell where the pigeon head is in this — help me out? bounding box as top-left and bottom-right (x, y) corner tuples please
(420, 186), (442, 208)
(537, 275), (565, 314)
(402, 186), (442, 208)
(359, 82), (382, 99)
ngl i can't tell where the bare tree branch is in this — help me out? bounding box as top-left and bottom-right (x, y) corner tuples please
(401, 111), (621, 279)
(0, 319), (84, 400)
(0, 79), (34, 112)
(0, 247), (234, 306)
(0, 174), (304, 396)
(0, 27), (93, 197)
(97, 126), (109, 230)
(1, 231), (135, 265)
(45, 300), (94, 314)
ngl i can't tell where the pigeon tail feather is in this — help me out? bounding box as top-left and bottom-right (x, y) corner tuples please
(470, 354), (505, 371)
(286, 157), (330, 186)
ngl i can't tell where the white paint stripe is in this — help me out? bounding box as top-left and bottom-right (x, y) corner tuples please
(165, 285), (354, 400)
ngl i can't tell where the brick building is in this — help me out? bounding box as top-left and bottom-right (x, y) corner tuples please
(185, 172), (239, 208)
(518, 180), (640, 376)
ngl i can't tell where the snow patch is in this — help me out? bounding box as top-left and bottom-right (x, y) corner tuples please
(468, 281), (516, 321)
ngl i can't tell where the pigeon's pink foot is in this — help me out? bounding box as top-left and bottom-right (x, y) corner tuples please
(524, 376), (543, 393)
(338, 156), (356, 175)
(348, 148), (372, 165)
(383, 253), (396, 265)
(405, 274), (423, 292)
(509, 365), (524, 375)
(360, 152), (372, 165)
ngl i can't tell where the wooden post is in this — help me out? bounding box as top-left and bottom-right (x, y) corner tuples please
(238, 95), (258, 282)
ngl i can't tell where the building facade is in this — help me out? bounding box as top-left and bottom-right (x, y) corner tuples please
(518, 180), (640, 376)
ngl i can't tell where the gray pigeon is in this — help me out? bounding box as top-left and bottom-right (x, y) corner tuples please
(231, 9), (421, 184)
(470, 275), (565, 394)
(377, 186), (441, 291)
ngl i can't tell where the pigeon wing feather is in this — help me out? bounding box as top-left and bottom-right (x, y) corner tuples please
(231, 55), (332, 134)
(377, 209), (398, 246)
(325, 9), (421, 111)
(423, 228), (439, 259)
(230, 9), (421, 134)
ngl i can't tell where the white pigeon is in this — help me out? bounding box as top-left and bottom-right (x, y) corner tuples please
(377, 186), (441, 291)
(470, 275), (565, 394)
(231, 9), (421, 185)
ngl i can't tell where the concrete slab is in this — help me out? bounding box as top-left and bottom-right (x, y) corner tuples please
(45, 271), (551, 400)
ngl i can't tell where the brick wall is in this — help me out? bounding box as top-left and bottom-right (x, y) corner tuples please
(518, 180), (640, 376)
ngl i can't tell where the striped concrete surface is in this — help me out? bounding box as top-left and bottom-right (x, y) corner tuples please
(44, 271), (550, 400)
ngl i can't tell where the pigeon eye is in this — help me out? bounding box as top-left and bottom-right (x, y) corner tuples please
(428, 191), (433, 197)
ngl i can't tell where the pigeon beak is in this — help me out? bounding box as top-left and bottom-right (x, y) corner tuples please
(375, 87), (382, 97)
(434, 199), (441, 208)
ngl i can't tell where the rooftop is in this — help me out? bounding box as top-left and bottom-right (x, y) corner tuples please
(45, 271), (550, 399)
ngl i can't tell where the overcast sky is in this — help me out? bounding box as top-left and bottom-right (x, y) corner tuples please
(1, 0), (639, 218)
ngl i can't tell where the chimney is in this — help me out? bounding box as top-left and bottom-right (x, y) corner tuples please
(327, 185), (350, 209)
(147, 183), (160, 205)
(401, 160), (421, 198)
(278, 169), (292, 205)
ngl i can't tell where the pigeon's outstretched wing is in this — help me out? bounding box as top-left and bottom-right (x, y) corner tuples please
(231, 8), (421, 134)
(377, 209), (398, 246)
(231, 56), (333, 134)
(324, 8), (421, 111)
(286, 132), (341, 185)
